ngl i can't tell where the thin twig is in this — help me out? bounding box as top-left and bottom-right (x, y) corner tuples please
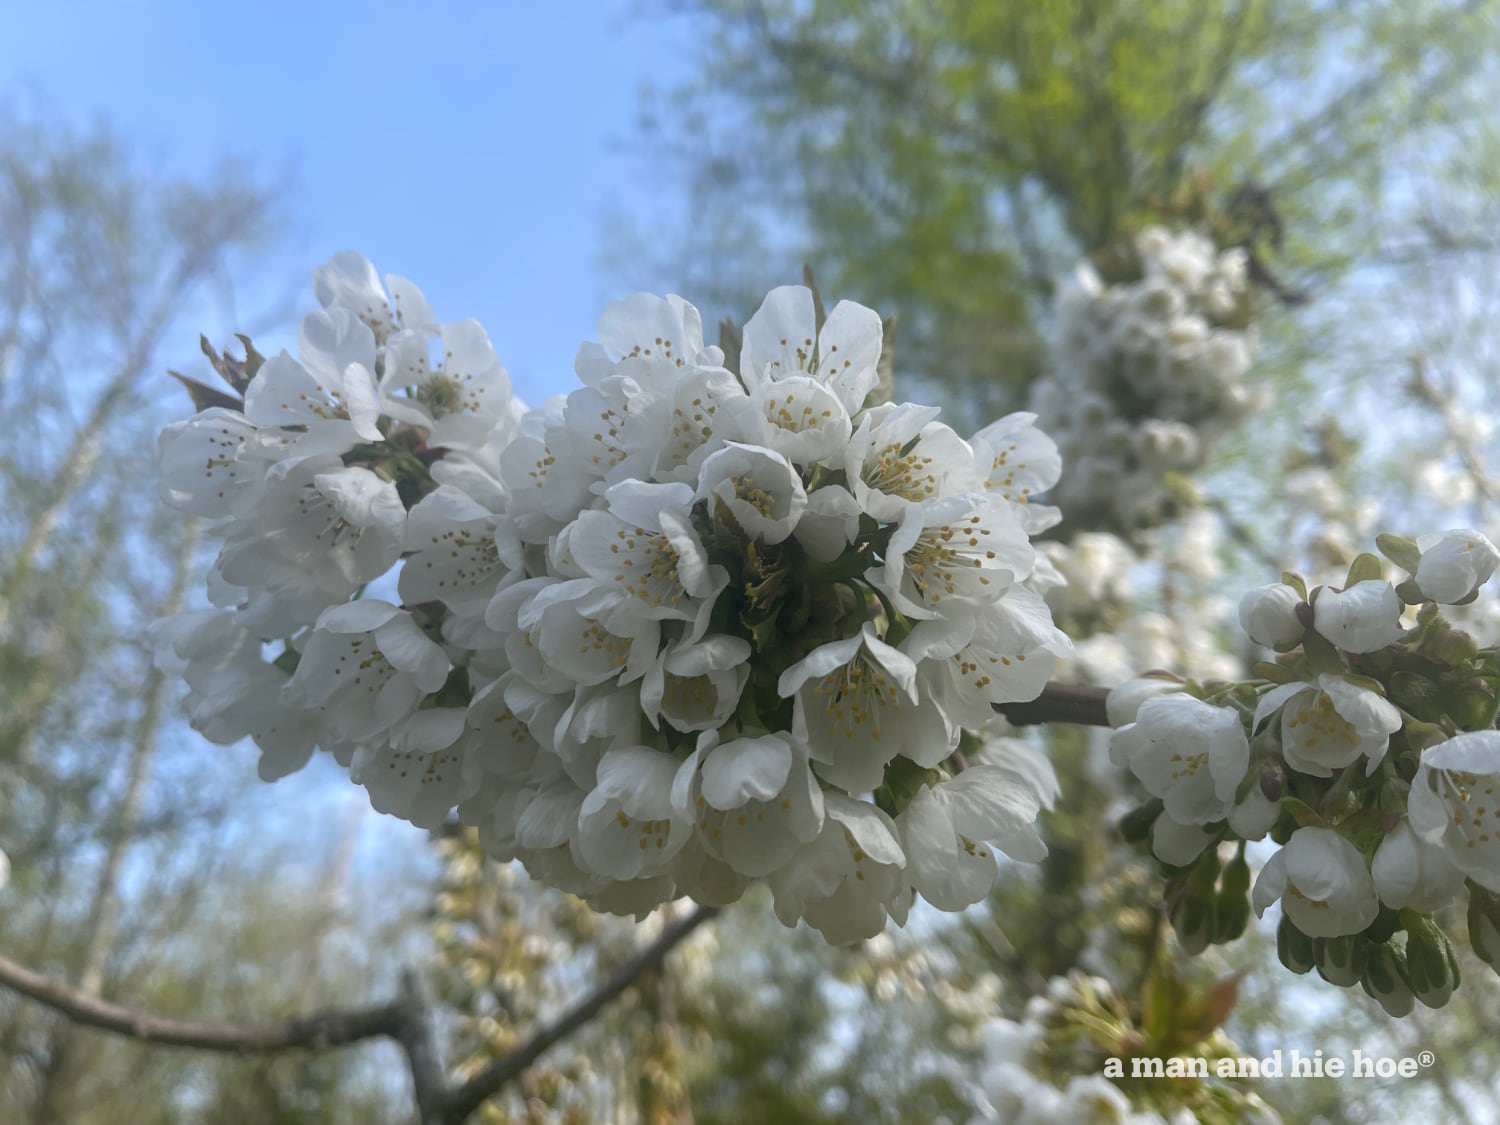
(437, 905), (718, 1124)
(0, 948), (404, 1052)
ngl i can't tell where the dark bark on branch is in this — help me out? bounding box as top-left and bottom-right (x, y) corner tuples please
(995, 682), (1112, 728)
(0, 948), (405, 1051)
(0, 903), (718, 1123)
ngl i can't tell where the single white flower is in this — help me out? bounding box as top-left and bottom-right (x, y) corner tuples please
(844, 403), (980, 521)
(897, 767), (1046, 911)
(1312, 579), (1403, 654)
(871, 493), (1033, 617)
(1109, 695), (1249, 825)
(970, 411), (1063, 532)
(575, 746), (692, 879)
(567, 480), (713, 619)
(313, 250), (434, 345)
(672, 730), (824, 877)
(1238, 582), (1305, 648)
(1253, 674), (1402, 778)
(779, 623), (954, 793)
(1372, 819), (1467, 912)
(243, 309), (383, 459)
(740, 285), (882, 414)
(793, 483), (863, 562)
(728, 374), (853, 467)
(1228, 784), (1281, 842)
(768, 793), (907, 943)
(352, 707), (475, 829)
(157, 407), (270, 519)
(1151, 815), (1217, 866)
(245, 460), (407, 596)
(694, 442), (808, 545)
(399, 485), (518, 616)
(1252, 827), (1380, 938)
(382, 317), (520, 451)
(281, 600), (451, 743)
(639, 634), (750, 733)
(1416, 529), (1500, 604)
(1408, 730), (1500, 892)
(150, 610), (318, 780)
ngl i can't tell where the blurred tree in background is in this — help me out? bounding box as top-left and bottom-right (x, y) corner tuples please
(0, 108), (424, 1124)
(7, 1), (1500, 1121)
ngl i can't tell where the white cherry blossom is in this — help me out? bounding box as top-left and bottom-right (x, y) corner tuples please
(1416, 528), (1500, 604)
(1253, 674), (1401, 778)
(1110, 694), (1249, 824)
(1238, 582), (1306, 648)
(1312, 579), (1404, 654)
(1252, 827), (1379, 938)
(1408, 730), (1500, 892)
(282, 600), (451, 743)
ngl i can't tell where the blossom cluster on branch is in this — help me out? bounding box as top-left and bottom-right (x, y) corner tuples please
(152, 255), (1071, 942)
(1110, 528), (1500, 1013)
(1033, 227), (1262, 532)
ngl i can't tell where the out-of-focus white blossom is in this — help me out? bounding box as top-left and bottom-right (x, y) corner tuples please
(1416, 528), (1500, 604)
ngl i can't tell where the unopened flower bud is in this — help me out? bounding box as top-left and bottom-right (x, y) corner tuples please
(1361, 942), (1416, 1017)
(1313, 580), (1404, 654)
(1416, 529), (1500, 604)
(1277, 915), (1315, 975)
(1314, 934), (1367, 987)
(1403, 915), (1459, 1009)
(1238, 583), (1305, 648)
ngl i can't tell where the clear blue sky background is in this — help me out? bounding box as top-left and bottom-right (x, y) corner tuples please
(0, 0), (695, 407)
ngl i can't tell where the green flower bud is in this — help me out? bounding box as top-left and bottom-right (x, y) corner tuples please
(1404, 917), (1459, 1008)
(1361, 942), (1416, 1017)
(1170, 870), (1217, 955)
(1365, 905), (1400, 945)
(1447, 677), (1498, 731)
(1215, 888), (1250, 944)
(1468, 885), (1500, 972)
(1430, 627), (1479, 666)
(1277, 915), (1315, 975)
(1388, 671), (1443, 720)
(1314, 934), (1368, 987)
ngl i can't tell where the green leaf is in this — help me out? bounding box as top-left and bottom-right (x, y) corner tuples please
(1376, 533), (1422, 573)
(1281, 571), (1308, 600)
(1345, 552), (1384, 587)
(1300, 622), (1345, 677)
(1253, 660), (1301, 684)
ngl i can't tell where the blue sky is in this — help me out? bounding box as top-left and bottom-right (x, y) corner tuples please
(0, 2), (705, 882)
(0, 0), (696, 406)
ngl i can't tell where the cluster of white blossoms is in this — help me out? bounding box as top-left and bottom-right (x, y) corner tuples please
(1032, 226), (1262, 532)
(1110, 528), (1500, 1012)
(968, 973), (1279, 1124)
(153, 254), (1072, 942)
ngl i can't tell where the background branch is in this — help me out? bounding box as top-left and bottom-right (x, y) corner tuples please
(0, 902), (719, 1124)
(996, 682), (1112, 728)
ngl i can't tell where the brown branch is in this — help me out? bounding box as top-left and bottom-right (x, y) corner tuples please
(0, 903), (720, 1124)
(0, 948), (405, 1052)
(438, 905), (718, 1124)
(995, 682), (1112, 728)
